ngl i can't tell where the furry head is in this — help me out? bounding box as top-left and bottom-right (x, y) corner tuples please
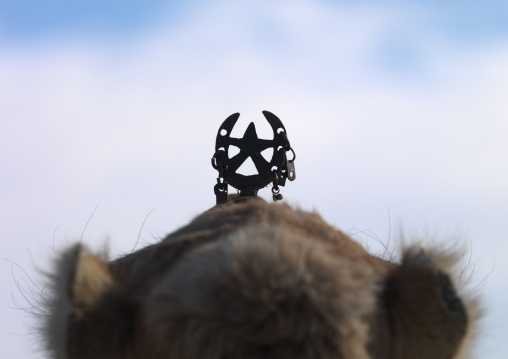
(39, 199), (480, 359)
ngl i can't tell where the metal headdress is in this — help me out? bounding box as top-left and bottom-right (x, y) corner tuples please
(211, 111), (296, 205)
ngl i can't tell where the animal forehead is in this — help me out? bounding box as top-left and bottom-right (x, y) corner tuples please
(112, 199), (379, 294)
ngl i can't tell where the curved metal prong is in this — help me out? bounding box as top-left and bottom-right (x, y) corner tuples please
(262, 110), (287, 135)
(217, 112), (240, 140)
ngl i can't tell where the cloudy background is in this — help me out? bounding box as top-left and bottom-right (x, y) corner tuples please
(1, 0), (507, 357)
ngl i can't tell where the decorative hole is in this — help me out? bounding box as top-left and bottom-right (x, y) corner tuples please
(236, 157), (258, 175)
(260, 148), (273, 162)
(229, 145), (240, 158)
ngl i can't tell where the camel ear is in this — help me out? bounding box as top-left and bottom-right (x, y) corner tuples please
(71, 247), (113, 308)
(385, 247), (475, 359)
(42, 244), (115, 358)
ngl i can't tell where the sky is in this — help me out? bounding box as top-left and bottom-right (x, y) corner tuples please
(1, 0), (507, 358)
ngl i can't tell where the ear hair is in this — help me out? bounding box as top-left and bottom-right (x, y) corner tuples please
(72, 247), (113, 309)
(41, 244), (81, 359)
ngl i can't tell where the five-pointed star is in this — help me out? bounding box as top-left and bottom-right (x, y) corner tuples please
(227, 122), (274, 175)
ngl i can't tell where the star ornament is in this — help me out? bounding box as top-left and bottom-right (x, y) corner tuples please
(212, 111), (295, 203)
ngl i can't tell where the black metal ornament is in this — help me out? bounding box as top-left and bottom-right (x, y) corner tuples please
(212, 111), (296, 205)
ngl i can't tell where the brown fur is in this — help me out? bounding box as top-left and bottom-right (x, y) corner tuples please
(40, 198), (479, 359)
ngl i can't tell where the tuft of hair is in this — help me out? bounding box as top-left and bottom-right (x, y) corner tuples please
(39, 244), (81, 359)
(140, 224), (380, 359)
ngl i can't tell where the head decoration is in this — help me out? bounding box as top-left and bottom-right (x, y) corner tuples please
(211, 111), (296, 205)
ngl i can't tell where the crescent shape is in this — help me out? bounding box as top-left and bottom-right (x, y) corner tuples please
(216, 112), (240, 150)
(262, 110), (287, 136)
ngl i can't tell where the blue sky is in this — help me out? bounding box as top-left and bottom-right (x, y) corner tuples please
(1, 0), (508, 42)
(1, 1), (507, 358)
(2, 0), (506, 94)
(0, 0), (174, 38)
